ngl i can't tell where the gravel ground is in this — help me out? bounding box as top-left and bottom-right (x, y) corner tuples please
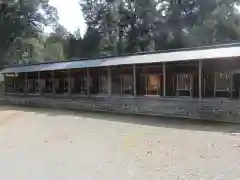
(0, 105), (240, 180)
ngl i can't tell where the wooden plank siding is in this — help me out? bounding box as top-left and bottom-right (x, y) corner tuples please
(3, 94), (240, 123)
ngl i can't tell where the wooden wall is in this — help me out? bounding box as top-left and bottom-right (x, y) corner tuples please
(3, 94), (240, 123)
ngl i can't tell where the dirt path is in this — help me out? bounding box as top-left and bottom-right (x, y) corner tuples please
(0, 105), (240, 180)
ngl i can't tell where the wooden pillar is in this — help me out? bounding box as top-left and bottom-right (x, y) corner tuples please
(108, 67), (112, 96)
(176, 75), (179, 96)
(214, 73), (216, 97)
(163, 63), (166, 96)
(133, 64), (136, 96)
(198, 60), (202, 100)
(25, 72), (27, 95)
(87, 68), (90, 95)
(3, 74), (6, 94)
(190, 75), (193, 97)
(13, 73), (16, 93)
(120, 75), (123, 95)
(68, 70), (71, 95)
(38, 71), (41, 94)
(230, 72), (233, 98)
(145, 76), (148, 95)
(52, 71), (55, 97)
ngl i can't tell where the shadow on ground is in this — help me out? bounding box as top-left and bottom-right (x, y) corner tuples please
(1, 104), (240, 134)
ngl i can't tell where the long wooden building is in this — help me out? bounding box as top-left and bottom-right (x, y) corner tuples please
(2, 44), (240, 122)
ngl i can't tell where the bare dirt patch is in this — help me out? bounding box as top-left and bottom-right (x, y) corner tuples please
(0, 105), (240, 180)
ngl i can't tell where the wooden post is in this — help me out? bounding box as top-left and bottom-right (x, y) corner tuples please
(176, 74), (179, 96)
(230, 72), (233, 98)
(13, 73), (16, 93)
(87, 68), (90, 95)
(3, 74), (6, 94)
(190, 75), (193, 97)
(38, 71), (41, 94)
(163, 63), (166, 96)
(214, 73), (216, 97)
(198, 60), (202, 100)
(68, 70), (71, 96)
(133, 64), (136, 96)
(25, 72), (27, 95)
(108, 67), (112, 97)
(52, 71), (55, 97)
(145, 76), (148, 95)
(120, 76), (123, 95)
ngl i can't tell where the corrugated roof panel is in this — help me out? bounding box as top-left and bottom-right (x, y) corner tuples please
(1, 66), (29, 73)
(0, 64), (48, 73)
(32, 64), (52, 72)
(41, 62), (73, 71)
(80, 59), (106, 68)
(58, 59), (106, 69)
(100, 46), (240, 66)
(0, 67), (20, 73)
(65, 61), (84, 69)
(0, 59), (107, 74)
(1, 46), (240, 74)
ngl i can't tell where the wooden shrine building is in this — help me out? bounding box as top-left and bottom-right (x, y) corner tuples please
(2, 44), (240, 122)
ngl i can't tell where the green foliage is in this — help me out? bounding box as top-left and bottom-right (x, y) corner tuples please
(45, 41), (65, 61)
(0, 0), (58, 66)
(5, 25), (68, 64)
(45, 25), (69, 60)
(76, 0), (240, 58)
(2, 0), (240, 64)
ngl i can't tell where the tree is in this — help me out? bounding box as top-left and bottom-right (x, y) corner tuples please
(186, 1), (240, 46)
(6, 35), (47, 64)
(162, 0), (240, 47)
(67, 27), (101, 59)
(80, 0), (122, 55)
(0, 0), (58, 66)
(81, 27), (101, 57)
(46, 24), (69, 60)
(74, 0), (240, 58)
(45, 40), (66, 61)
(6, 25), (68, 64)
